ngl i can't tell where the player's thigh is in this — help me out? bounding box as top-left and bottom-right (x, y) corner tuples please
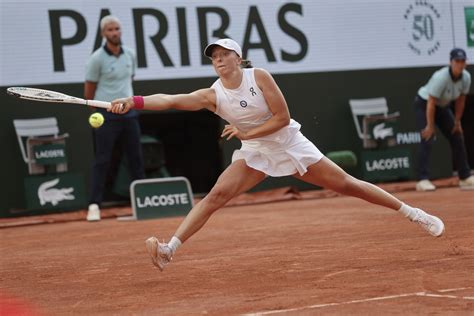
(122, 119), (143, 159)
(414, 99), (428, 129)
(435, 107), (456, 139)
(293, 157), (350, 189)
(213, 159), (266, 197)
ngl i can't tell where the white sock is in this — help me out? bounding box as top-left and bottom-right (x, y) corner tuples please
(398, 203), (419, 220)
(168, 236), (182, 254)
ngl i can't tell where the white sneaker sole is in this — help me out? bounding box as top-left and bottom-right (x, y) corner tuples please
(428, 215), (445, 237)
(86, 215), (101, 221)
(416, 186), (436, 192)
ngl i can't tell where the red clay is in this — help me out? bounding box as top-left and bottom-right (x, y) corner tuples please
(1, 187), (473, 315)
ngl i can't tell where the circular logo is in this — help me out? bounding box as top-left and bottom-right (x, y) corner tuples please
(240, 100), (248, 107)
(403, 1), (442, 56)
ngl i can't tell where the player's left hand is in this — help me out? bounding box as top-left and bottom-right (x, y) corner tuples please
(451, 120), (463, 135)
(221, 124), (247, 140)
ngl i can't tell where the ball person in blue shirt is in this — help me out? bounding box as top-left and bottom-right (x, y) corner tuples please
(84, 15), (145, 221)
(415, 48), (473, 191)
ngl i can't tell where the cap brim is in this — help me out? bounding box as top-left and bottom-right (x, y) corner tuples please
(204, 43), (241, 58)
(204, 44), (219, 58)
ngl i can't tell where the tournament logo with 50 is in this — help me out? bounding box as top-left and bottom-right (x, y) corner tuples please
(403, 1), (442, 56)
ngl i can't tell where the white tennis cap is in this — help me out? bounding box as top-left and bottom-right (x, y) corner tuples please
(204, 38), (242, 58)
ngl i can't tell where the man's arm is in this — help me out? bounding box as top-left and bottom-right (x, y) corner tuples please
(421, 95), (437, 140)
(452, 95), (466, 134)
(84, 81), (97, 100)
(84, 53), (100, 101)
(84, 81), (98, 111)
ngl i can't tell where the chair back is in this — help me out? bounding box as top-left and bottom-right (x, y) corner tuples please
(348, 98), (388, 139)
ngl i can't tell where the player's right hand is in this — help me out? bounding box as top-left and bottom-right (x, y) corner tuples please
(110, 97), (132, 114)
(451, 120), (463, 135)
(421, 125), (435, 140)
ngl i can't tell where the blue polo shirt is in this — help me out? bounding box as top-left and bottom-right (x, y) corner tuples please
(417, 66), (471, 107)
(85, 44), (138, 119)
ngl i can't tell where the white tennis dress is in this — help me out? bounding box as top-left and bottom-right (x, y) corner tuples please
(212, 68), (324, 177)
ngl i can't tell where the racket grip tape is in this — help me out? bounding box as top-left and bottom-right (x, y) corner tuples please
(86, 100), (111, 109)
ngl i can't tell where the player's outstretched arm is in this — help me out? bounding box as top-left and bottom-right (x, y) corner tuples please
(109, 88), (216, 113)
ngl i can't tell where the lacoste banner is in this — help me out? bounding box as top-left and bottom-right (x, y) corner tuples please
(129, 177), (194, 220)
(24, 173), (86, 210)
(33, 144), (67, 165)
(361, 148), (413, 182)
(1, 0), (471, 86)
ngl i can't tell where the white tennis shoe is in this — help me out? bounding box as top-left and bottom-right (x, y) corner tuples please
(86, 204), (101, 222)
(416, 180), (436, 191)
(459, 176), (474, 190)
(145, 237), (172, 271)
(411, 209), (445, 237)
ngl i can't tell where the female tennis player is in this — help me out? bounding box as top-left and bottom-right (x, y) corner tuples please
(109, 39), (445, 271)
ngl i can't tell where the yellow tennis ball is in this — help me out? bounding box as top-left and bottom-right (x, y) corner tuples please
(89, 112), (104, 128)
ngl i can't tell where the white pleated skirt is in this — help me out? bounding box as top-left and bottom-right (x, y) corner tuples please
(232, 131), (324, 177)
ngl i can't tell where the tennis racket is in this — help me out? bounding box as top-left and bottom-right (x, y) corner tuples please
(6, 87), (112, 109)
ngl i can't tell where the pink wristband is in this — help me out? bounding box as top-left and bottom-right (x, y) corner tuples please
(132, 96), (144, 110)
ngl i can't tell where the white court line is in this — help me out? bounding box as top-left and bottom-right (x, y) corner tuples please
(243, 292), (423, 315)
(417, 293), (474, 300)
(438, 287), (472, 293)
(244, 287), (473, 316)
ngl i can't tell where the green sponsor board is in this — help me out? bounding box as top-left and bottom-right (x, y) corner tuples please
(24, 173), (86, 210)
(128, 177), (194, 220)
(465, 7), (474, 47)
(361, 148), (413, 182)
(33, 143), (67, 165)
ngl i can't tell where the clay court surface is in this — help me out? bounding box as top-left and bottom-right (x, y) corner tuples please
(1, 185), (473, 315)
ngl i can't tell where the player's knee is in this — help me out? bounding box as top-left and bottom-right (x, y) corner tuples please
(329, 176), (356, 195)
(449, 134), (464, 145)
(205, 186), (233, 208)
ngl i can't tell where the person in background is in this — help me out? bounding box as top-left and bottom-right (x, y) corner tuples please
(109, 38), (445, 272)
(84, 15), (145, 221)
(415, 48), (473, 191)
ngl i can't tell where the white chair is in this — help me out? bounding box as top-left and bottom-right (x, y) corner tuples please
(13, 117), (69, 174)
(349, 98), (399, 148)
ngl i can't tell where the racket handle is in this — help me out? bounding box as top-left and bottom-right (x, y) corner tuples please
(86, 100), (111, 109)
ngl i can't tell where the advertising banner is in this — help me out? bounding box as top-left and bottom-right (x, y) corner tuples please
(24, 173), (86, 210)
(465, 7), (474, 47)
(1, 0), (472, 86)
(32, 143), (67, 165)
(129, 177), (194, 220)
(361, 148), (413, 182)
